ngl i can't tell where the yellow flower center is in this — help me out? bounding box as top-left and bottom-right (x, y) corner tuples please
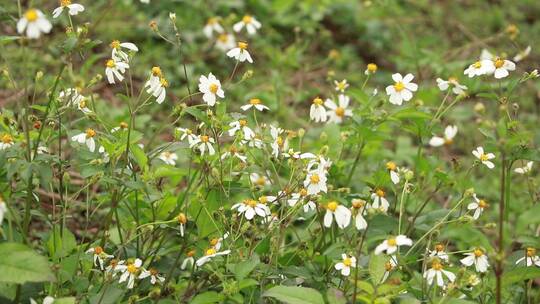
(367, 63), (378, 72)
(336, 81), (347, 91)
(435, 244), (444, 252)
(479, 153), (489, 162)
(310, 174), (320, 184)
(394, 82), (405, 92)
(218, 33), (228, 43)
(106, 59), (115, 68)
(127, 264), (138, 274)
(473, 61), (482, 69)
(229, 146), (238, 153)
(478, 199), (488, 209)
(327, 201), (338, 212)
(79, 100), (87, 109)
(177, 213), (187, 224)
(187, 250), (195, 257)
(352, 199), (365, 209)
(205, 248), (217, 256)
(207, 17), (218, 25)
(386, 161), (397, 171)
(299, 188), (308, 196)
(494, 58), (504, 68)
(110, 40), (121, 49)
(448, 76), (458, 83)
(245, 199), (258, 208)
(85, 128), (96, 138)
(259, 196), (268, 204)
(25, 9), (38, 22)
(200, 135), (209, 143)
(185, 129), (193, 135)
(527, 248), (536, 257)
(210, 238), (219, 246)
(151, 66), (162, 77)
(343, 257), (352, 267)
(150, 268), (159, 275)
(238, 42), (248, 50)
(474, 248), (484, 257)
(376, 189), (385, 197)
(120, 122), (128, 129)
(60, 0), (72, 7)
(239, 119), (248, 127)
(387, 238), (397, 246)
(432, 261), (443, 271)
(312, 97), (323, 106)
(276, 136), (283, 147)
(160, 78), (169, 87)
(242, 15), (253, 24)
(209, 83), (219, 94)
(385, 261), (394, 271)
(249, 98), (261, 105)
(256, 177), (266, 186)
(335, 107), (345, 117)
(94, 246), (103, 254)
(444, 138), (453, 145)
(1, 134), (13, 144)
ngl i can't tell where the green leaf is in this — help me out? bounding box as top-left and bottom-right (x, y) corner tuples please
(130, 144), (148, 170)
(88, 286), (124, 304)
(369, 253), (387, 285)
(55, 297), (76, 304)
(0, 243), (54, 284)
(190, 291), (224, 304)
(502, 267), (540, 287)
(46, 227), (77, 259)
(230, 255), (259, 280)
(263, 286), (324, 304)
(326, 288), (347, 304)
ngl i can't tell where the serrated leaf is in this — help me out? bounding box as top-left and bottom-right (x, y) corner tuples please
(369, 254), (387, 285)
(0, 243), (54, 284)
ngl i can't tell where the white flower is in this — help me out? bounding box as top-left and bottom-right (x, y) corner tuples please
(467, 194), (488, 220)
(145, 68), (168, 104)
(424, 261), (456, 287)
(105, 259), (124, 277)
(105, 58), (129, 84)
(198, 73), (224, 106)
(270, 126), (287, 158)
(283, 149), (316, 160)
(334, 254), (356, 276)
(176, 213), (187, 237)
(221, 146), (247, 163)
(309, 97), (327, 123)
(181, 254), (195, 270)
(385, 73), (418, 105)
(492, 57), (516, 79)
(71, 129), (97, 152)
(472, 146), (495, 169)
(110, 40), (139, 62)
(334, 79), (349, 92)
(30, 296), (55, 304)
(375, 235), (413, 255)
(325, 95), (352, 124)
(351, 199), (369, 230)
(226, 42), (253, 63)
(287, 188), (316, 212)
(460, 249), (490, 273)
(215, 33), (236, 52)
(196, 248), (231, 267)
(371, 189), (389, 213)
(436, 77), (467, 95)
(203, 17), (224, 38)
(429, 125), (458, 147)
(382, 256), (398, 282)
(117, 258), (143, 289)
(241, 98), (269, 112)
(233, 15), (261, 35)
(250, 172), (271, 187)
(514, 161), (533, 174)
(190, 135), (215, 156)
(428, 244), (449, 262)
(139, 268), (165, 285)
(209, 233), (229, 251)
(386, 161), (400, 184)
(304, 170), (327, 195)
(17, 9), (52, 39)
(323, 201), (352, 229)
(242, 137), (264, 149)
(52, 1), (84, 18)
(159, 151), (177, 166)
(464, 60), (495, 78)
(58, 88), (85, 106)
(85, 246), (113, 270)
(111, 122), (129, 133)
(176, 127), (198, 145)
(0, 198), (7, 226)
(513, 46), (531, 62)
(97, 146), (109, 163)
(0, 134), (14, 150)
(228, 119), (255, 140)
(232, 199), (271, 220)
(76, 99), (92, 114)
(515, 248), (540, 267)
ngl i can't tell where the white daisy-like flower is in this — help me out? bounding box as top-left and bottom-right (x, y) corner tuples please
(323, 201), (352, 229)
(233, 15), (261, 35)
(371, 189), (389, 213)
(30, 296), (55, 304)
(241, 98), (269, 112)
(492, 57), (516, 79)
(226, 42), (253, 63)
(181, 251), (195, 270)
(198, 73), (224, 106)
(309, 97), (327, 123)
(428, 244), (449, 262)
(325, 94), (353, 124)
(176, 127), (198, 145)
(221, 146), (247, 163)
(111, 122), (129, 133)
(351, 199), (369, 230)
(269, 126), (287, 158)
(85, 246), (114, 270)
(250, 172), (271, 187)
(232, 199), (271, 220)
(334, 254), (356, 276)
(203, 17), (224, 38)
(429, 125), (458, 147)
(287, 188), (316, 212)
(215, 33), (236, 52)
(385, 73), (418, 105)
(209, 233), (229, 251)
(0, 198), (7, 226)
(283, 149), (316, 160)
(228, 119), (255, 140)
(58, 88), (85, 106)
(464, 60), (495, 78)
(460, 248), (490, 273)
(52, 0), (84, 18)
(105, 58), (129, 84)
(105, 259), (124, 277)
(71, 128), (97, 152)
(139, 268), (165, 285)
(472, 146), (495, 169)
(424, 261), (456, 287)
(436, 77), (467, 95)
(117, 258), (143, 289)
(0, 134), (14, 150)
(467, 194), (488, 220)
(75, 99), (92, 114)
(386, 161), (400, 184)
(304, 170), (327, 195)
(190, 135), (216, 156)
(110, 40), (139, 62)
(242, 137), (264, 149)
(17, 9), (52, 39)
(334, 79), (349, 92)
(515, 248), (540, 267)
(514, 161), (533, 174)
(158, 151), (177, 166)
(196, 248), (231, 267)
(375, 235), (413, 255)
(176, 213), (187, 237)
